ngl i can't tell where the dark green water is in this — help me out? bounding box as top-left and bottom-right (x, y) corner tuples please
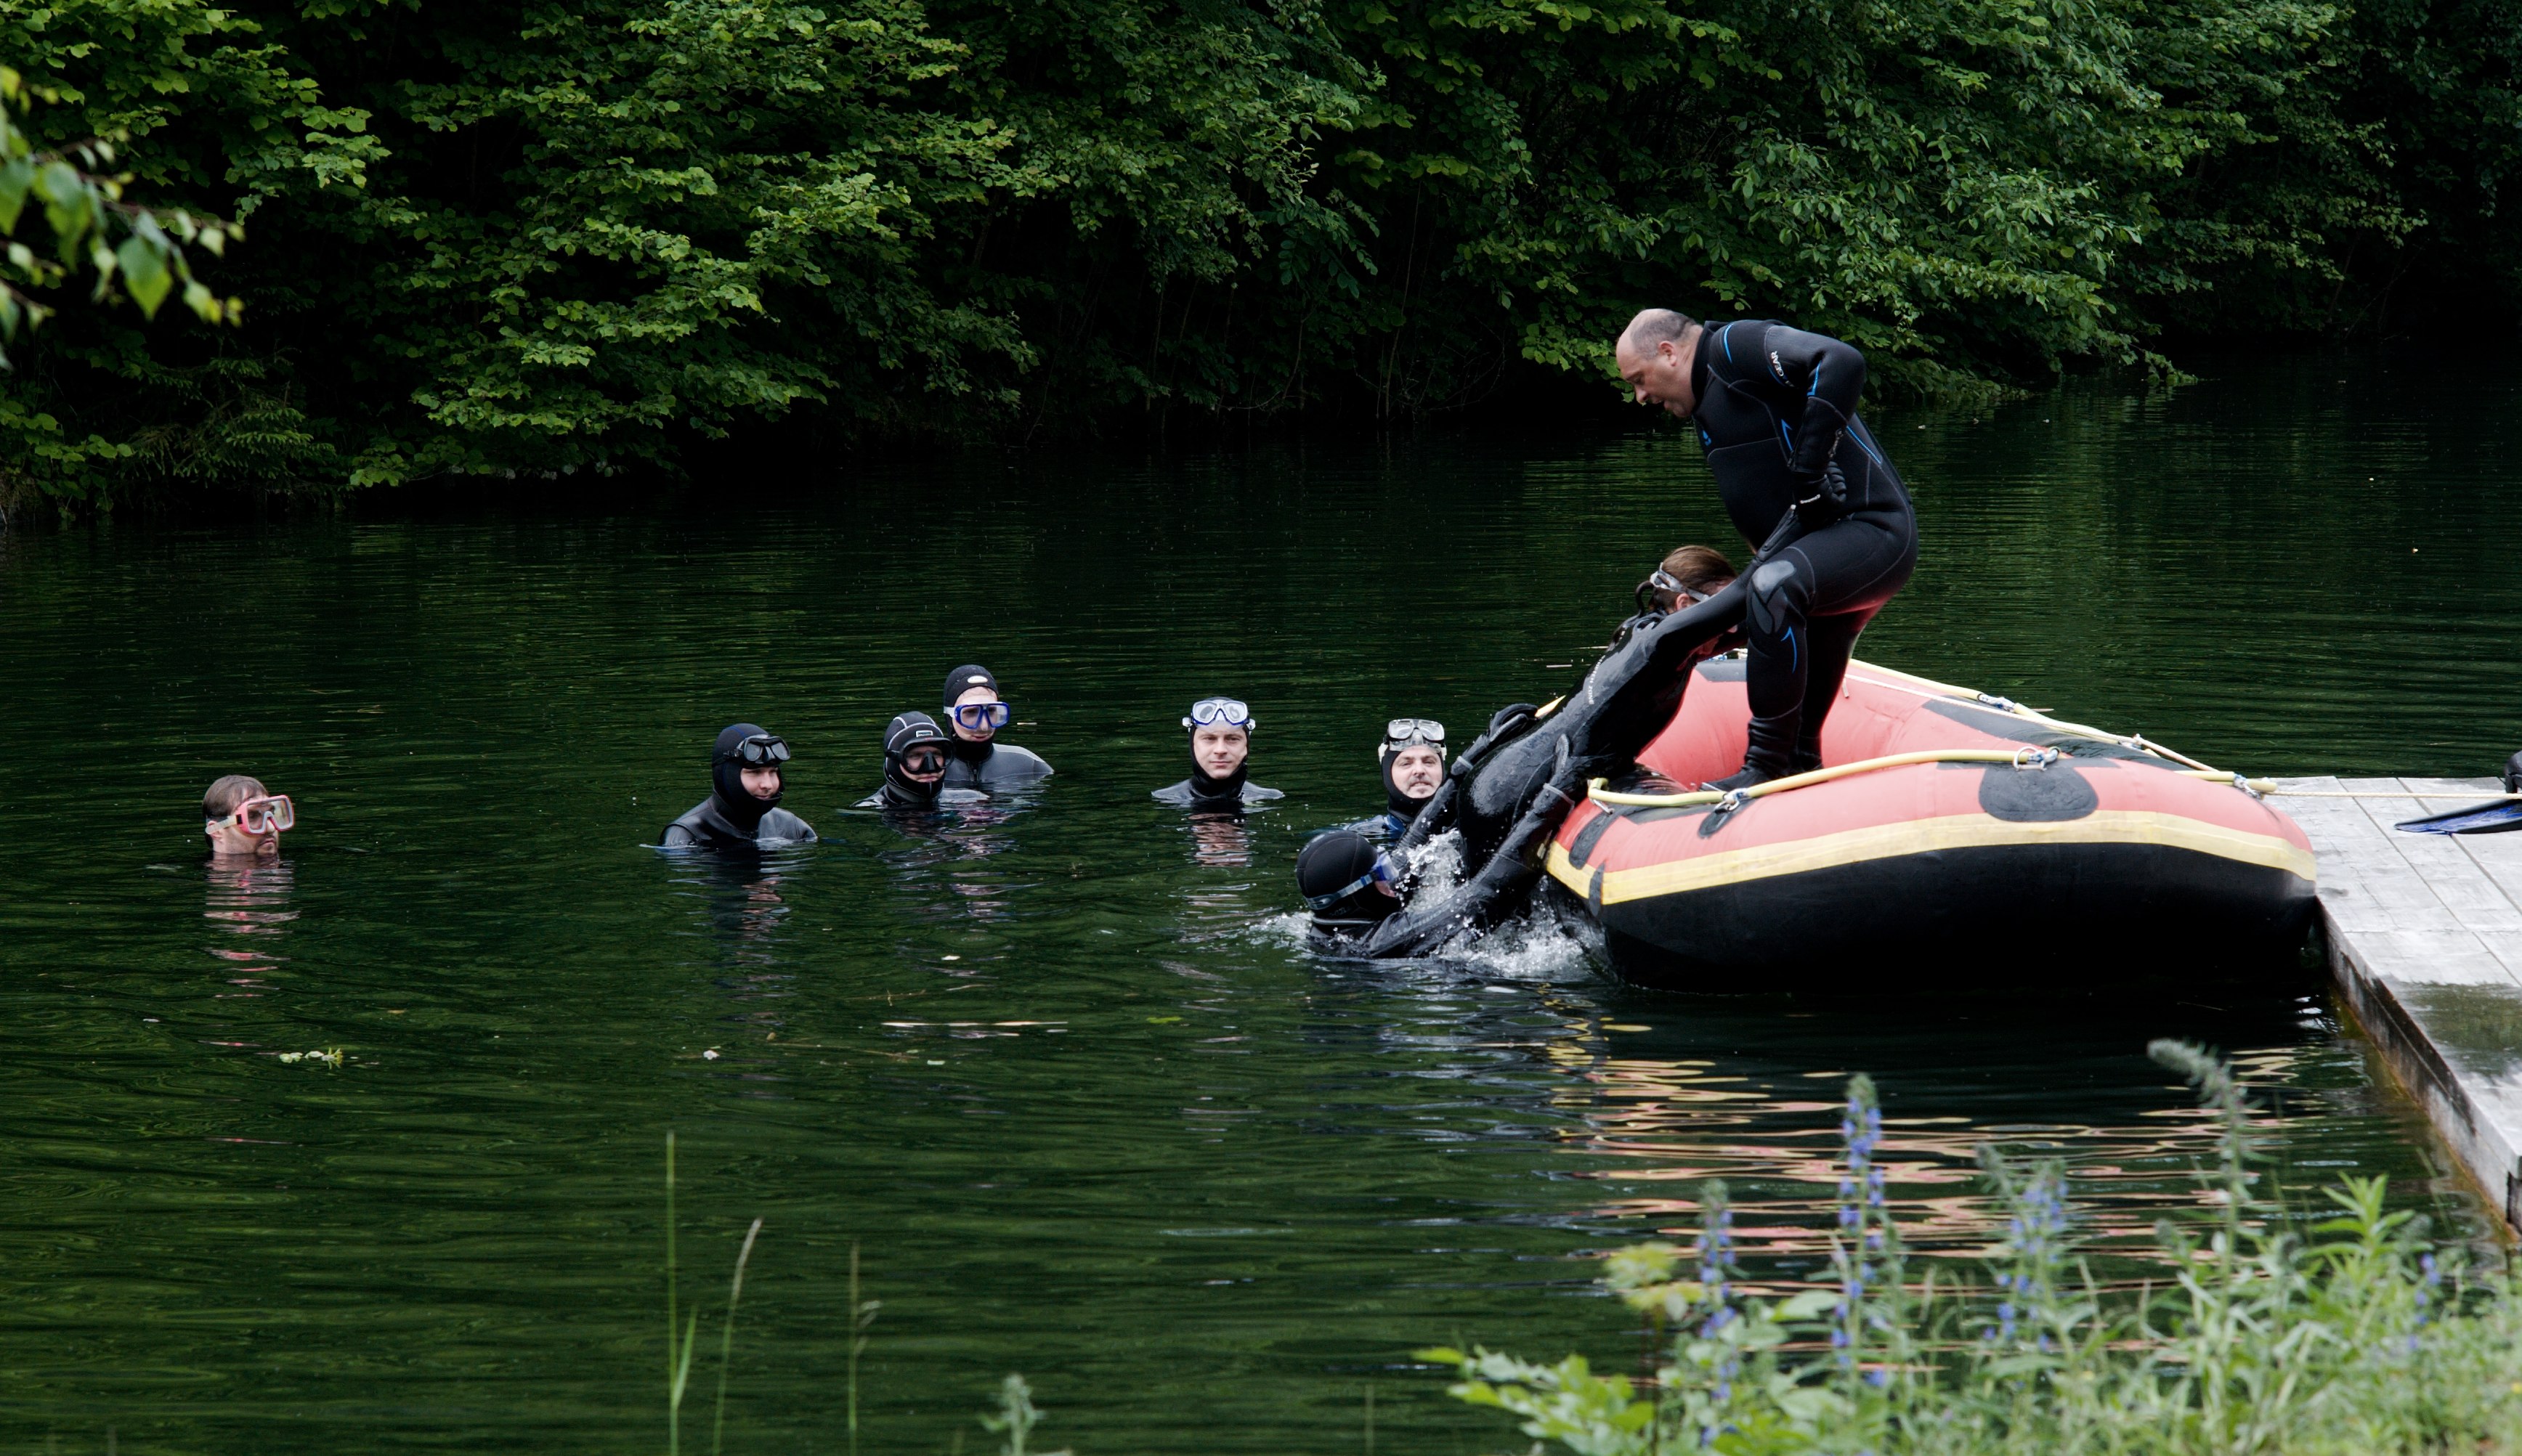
(2, 354), (2516, 1453)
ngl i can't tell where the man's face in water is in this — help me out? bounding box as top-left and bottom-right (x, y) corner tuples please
(952, 686), (999, 744)
(900, 744), (946, 787)
(739, 766), (782, 802)
(206, 813), (281, 859)
(1193, 725), (1249, 779)
(1616, 328), (1698, 418)
(1390, 744), (1443, 800)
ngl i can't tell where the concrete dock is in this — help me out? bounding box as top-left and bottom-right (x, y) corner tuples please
(2278, 776), (2522, 1232)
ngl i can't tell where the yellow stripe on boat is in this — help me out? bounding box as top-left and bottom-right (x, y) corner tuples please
(1546, 810), (2316, 906)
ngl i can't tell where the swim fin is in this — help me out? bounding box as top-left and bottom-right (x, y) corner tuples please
(2393, 800), (2522, 836)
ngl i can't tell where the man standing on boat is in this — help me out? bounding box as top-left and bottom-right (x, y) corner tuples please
(1614, 309), (1919, 789)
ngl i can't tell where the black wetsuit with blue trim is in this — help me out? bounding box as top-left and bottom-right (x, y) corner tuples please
(1690, 320), (1918, 766)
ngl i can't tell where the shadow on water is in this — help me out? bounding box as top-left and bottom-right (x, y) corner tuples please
(0, 350), (2510, 1452)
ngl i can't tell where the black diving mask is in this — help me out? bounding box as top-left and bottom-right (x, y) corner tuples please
(730, 734), (791, 766)
(901, 746), (948, 776)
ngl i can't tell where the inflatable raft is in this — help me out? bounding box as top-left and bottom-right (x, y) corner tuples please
(1544, 656), (2318, 987)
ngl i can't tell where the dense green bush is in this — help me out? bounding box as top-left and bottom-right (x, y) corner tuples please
(2, 0), (2516, 502)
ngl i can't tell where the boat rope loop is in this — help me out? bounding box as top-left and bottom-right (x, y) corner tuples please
(1590, 667), (2522, 813)
(1588, 753), (2522, 813)
(1589, 747), (2059, 811)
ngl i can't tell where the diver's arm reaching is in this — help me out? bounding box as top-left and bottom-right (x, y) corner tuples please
(1360, 773), (1581, 959)
(1390, 701), (1542, 858)
(1356, 585), (1751, 958)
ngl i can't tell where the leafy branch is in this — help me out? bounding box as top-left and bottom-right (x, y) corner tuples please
(0, 64), (240, 362)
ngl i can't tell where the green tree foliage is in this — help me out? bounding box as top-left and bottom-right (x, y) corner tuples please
(2, 0), (2515, 501)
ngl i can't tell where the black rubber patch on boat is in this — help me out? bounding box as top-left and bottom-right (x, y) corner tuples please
(1921, 700), (2154, 763)
(1570, 810), (1618, 869)
(1977, 765), (2099, 821)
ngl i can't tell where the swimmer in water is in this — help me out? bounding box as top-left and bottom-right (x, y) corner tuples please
(940, 664), (1054, 791)
(662, 723), (818, 847)
(1377, 719), (1447, 836)
(203, 774), (293, 859)
(1153, 696), (1284, 810)
(859, 712), (955, 810)
(1297, 831), (1402, 941)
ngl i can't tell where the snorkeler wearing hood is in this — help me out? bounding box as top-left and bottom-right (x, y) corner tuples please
(1378, 719), (1448, 835)
(1152, 696), (1284, 809)
(1297, 831), (1402, 941)
(938, 664), (1054, 791)
(858, 712), (954, 810)
(662, 723), (819, 847)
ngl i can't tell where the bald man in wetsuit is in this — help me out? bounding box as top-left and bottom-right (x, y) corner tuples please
(1615, 308), (1919, 788)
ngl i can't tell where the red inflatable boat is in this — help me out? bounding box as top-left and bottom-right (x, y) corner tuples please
(1544, 656), (2318, 987)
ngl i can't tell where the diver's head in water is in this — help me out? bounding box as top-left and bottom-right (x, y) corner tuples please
(203, 773), (292, 859)
(1297, 831), (1401, 935)
(711, 723), (790, 832)
(1616, 308), (1703, 419)
(1639, 544), (1738, 616)
(943, 664), (1010, 756)
(1184, 696), (1256, 801)
(882, 712), (952, 807)
(1379, 718), (1447, 821)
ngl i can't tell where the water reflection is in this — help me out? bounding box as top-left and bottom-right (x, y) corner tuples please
(665, 847), (807, 970)
(864, 797), (1036, 927)
(203, 856), (295, 997)
(1184, 811), (1254, 868)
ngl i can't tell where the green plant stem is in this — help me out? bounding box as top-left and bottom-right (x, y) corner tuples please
(667, 1129), (680, 1456)
(710, 1216), (763, 1456)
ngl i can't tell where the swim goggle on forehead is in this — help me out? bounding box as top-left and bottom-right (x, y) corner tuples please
(1305, 851), (1400, 911)
(1637, 569), (1722, 614)
(947, 701), (1013, 731)
(207, 794), (295, 835)
(1184, 698), (1256, 731)
(1384, 718), (1446, 749)
(729, 734), (791, 766)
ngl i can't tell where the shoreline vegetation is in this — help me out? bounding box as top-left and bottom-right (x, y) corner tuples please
(0, 0), (2516, 508)
(1429, 1042), (2522, 1456)
(672, 1044), (2522, 1455)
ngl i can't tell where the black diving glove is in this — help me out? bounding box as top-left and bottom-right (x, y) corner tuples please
(1790, 460), (1848, 525)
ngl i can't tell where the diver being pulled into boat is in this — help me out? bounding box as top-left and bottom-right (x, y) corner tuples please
(1339, 582), (1752, 958)
(1617, 309), (1918, 787)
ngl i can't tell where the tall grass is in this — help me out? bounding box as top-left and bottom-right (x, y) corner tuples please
(1424, 1041), (2522, 1455)
(658, 1135), (1043, 1456)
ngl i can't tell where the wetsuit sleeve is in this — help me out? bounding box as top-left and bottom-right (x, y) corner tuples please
(662, 823), (694, 847)
(1756, 325), (1866, 478)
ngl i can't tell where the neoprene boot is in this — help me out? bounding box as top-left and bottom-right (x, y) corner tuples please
(1790, 720), (1825, 776)
(1706, 711), (1801, 792)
